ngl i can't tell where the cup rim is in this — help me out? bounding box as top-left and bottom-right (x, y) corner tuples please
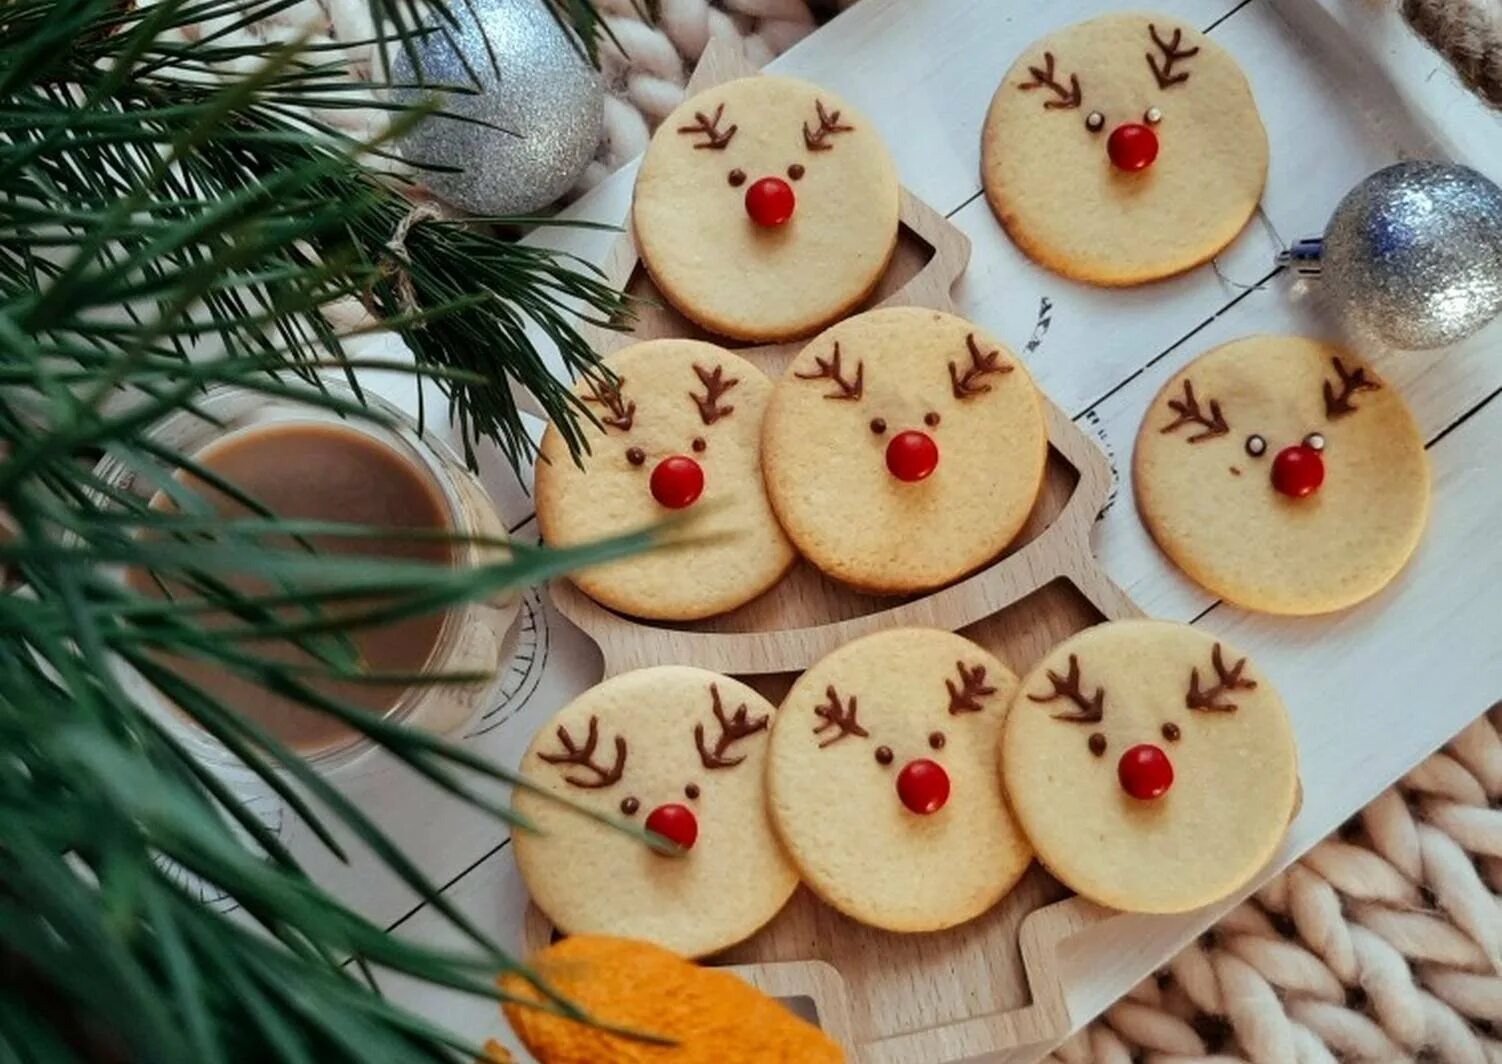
(96, 379), (489, 775)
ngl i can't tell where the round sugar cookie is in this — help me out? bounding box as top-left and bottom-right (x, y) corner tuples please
(761, 307), (1048, 593)
(982, 13), (1268, 286)
(766, 628), (1032, 932)
(536, 340), (794, 621)
(633, 75), (900, 341)
(1133, 336), (1429, 615)
(513, 667), (799, 959)
(1001, 620), (1298, 914)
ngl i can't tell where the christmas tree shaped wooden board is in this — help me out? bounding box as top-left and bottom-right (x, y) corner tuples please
(527, 40), (1145, 1064)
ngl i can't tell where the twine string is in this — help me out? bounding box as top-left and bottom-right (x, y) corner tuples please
(380, 200), (446, 317)
(1401, 0), (1502, 109)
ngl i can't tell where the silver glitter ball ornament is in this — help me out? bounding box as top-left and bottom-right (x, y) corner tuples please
(390, 0), (603, 216)
(1285, 161), (1502, 349)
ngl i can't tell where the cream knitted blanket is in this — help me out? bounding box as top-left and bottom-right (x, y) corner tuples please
(1060, 705), (1502, 1064)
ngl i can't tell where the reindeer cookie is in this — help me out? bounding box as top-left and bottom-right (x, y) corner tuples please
(1134, 336), (1429, 615)
(766, 629), (1032, 932)
(982, 13), (1267, 286)
(1001, 620), (1298, 914)
(536, 340), (795, 620)
(761, 307), (1048, 593)
(633, 75), (900, 341)
(512, 667), (799, 958)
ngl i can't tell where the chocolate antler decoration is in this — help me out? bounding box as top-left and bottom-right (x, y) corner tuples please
(1186, 644), (1257, 713)
(949, 333), (1014, 399)
(1322, 357), (1380, 420)
(1018, 52), (1082, 110)
(803, 100), (854, 151)
(584, 376), (635, 432)
(677, 102), (736, 150)
(538, 716), (626, 789)
(1160, 379), (1228, 443)
(689, 363), (738, 426)
(1147, 24), (1200, 89)
(1027, 654), (1105, 724)
(946, 661), (997, 715)
(794, 342), (864, 401)
(694, 684), (769, 769)
(812, 686), (868, 748)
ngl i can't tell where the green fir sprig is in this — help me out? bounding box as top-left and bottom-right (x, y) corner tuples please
(0, 0), (659, 1060)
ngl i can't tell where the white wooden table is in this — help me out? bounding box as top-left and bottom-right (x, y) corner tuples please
(336, 1), (1502, 1059)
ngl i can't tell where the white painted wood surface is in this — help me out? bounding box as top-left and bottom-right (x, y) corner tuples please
(333, 1), (1502, 1060)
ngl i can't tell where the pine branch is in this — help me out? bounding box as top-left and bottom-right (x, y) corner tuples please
(1, 1), (633, 471)
(0, 0), (667, 1061)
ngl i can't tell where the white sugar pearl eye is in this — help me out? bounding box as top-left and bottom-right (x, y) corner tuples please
(1245, 434), (1267, 457)
(1304, 432), (1326, 452)
(1085, 111), (1105, 133)
(1144, 106), (1163, 125)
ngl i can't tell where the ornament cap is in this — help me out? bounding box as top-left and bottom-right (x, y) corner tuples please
(1278, 237), (1325, 277)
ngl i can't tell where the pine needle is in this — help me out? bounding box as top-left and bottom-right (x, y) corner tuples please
(0, 0), (662, 1059)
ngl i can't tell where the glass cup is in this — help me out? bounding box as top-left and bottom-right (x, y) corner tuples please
(96, 382), (519, 775)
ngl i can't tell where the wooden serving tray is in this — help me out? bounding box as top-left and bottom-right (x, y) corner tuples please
(529, 41), (1145, 1064)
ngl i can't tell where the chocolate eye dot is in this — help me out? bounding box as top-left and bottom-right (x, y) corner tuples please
(620, 796), (640, 816)
(1085, 111), (1105, 133)
(869, 417), (887, 435)
(626, 446), (646, 466)
(1088, 733), (1107, 757)
(1304, 432), (1326, 453)
(684, 783), (700, 800)
(928, 731), (946, 750)
(874, 746), (893, 766)
(1144, 106), (1163, 126)
(727, 169), (746, 187)
(924, 412), (941, 428)
(1161, 722), (1181, 742)
(787, 163), (805, 180)
(1244, 434), (1267, 458)
(691, 437), (707, 453)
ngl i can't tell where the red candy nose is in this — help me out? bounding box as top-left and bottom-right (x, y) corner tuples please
(649, 455), (704, 509)
(745, 176), (796, 227)
(645, 803), (698, 852)
(1118, 744), (1174, 800)
(885, 430), (939, 482)
(1107, 123), (1159, 172)
(896, 758), (950, 815)
(1271, 445), (1325, 499)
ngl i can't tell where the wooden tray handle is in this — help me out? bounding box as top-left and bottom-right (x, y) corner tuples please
(521, 895), (1113, 1061)
(724, 960), (859, 1050)
(521, 904), (861, 1051)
